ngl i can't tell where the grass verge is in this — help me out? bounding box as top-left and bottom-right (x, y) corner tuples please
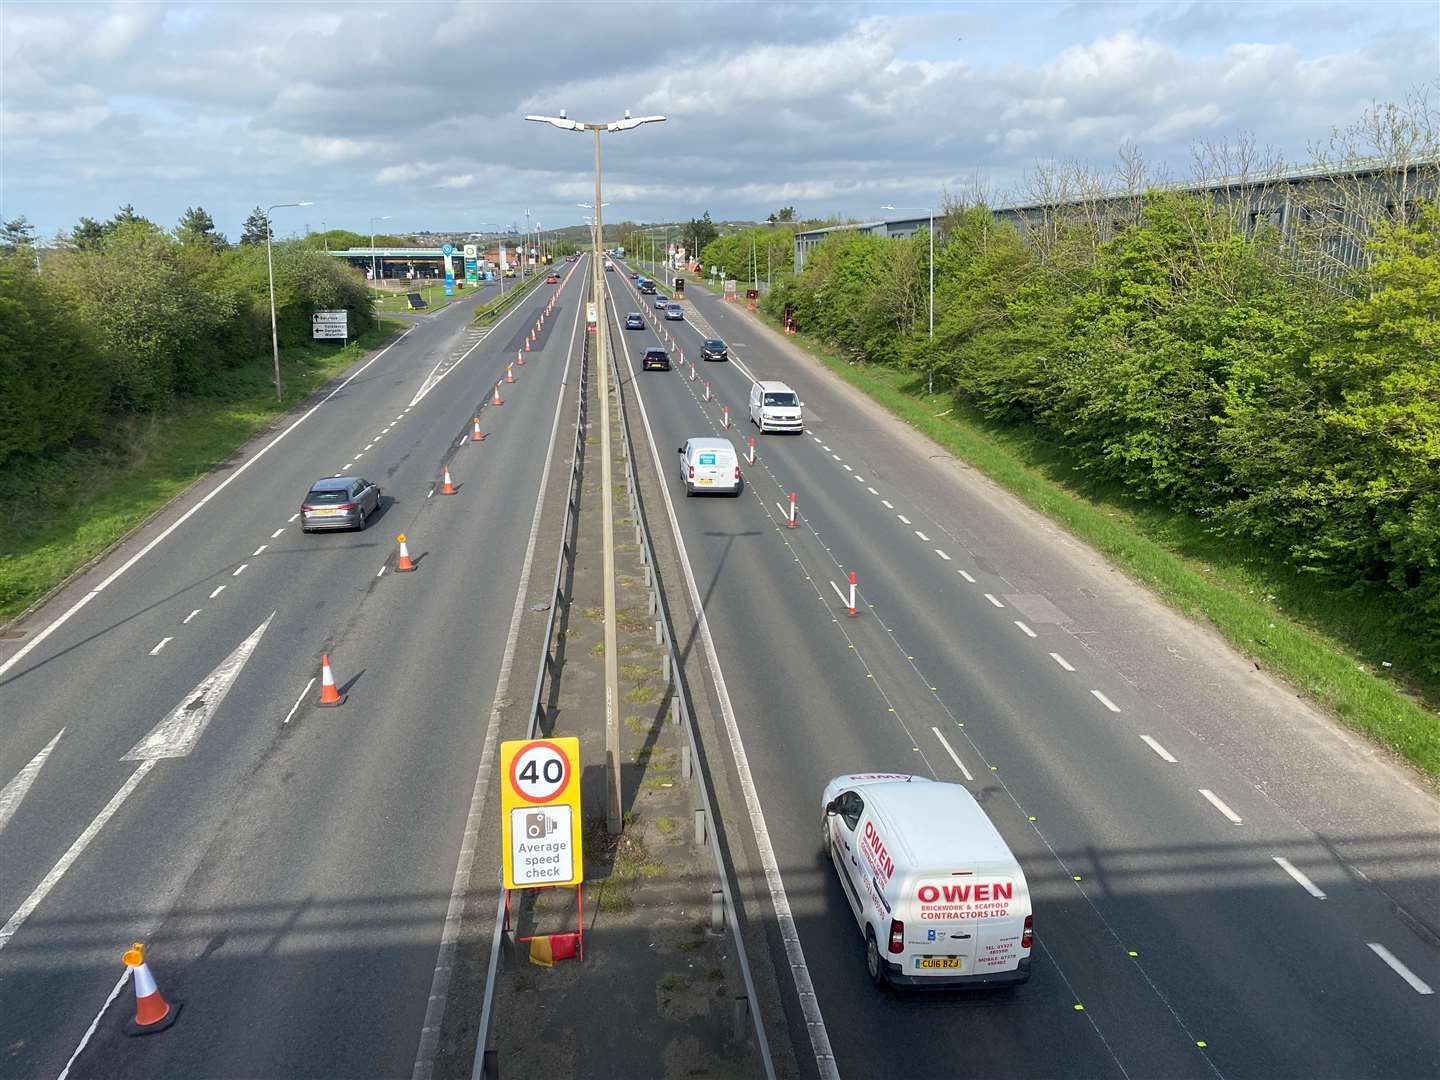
(0, 320), (408, 624)
(473, 271), (546, 326)
(368, 283), (461, 314)
(754, 314), (1440, 778)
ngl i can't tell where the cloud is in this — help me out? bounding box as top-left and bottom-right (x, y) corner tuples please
(436, 174), (475, 190)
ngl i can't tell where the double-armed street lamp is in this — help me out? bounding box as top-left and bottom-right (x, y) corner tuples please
(265, 200), (313, 403)
(525, 109), (665, 834)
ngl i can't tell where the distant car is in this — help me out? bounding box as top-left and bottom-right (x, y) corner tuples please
(665, 303), (684, 321)
(546, 273), (559, 284)
(654, 295), (669, 309)
(678, 437), (741, 496)
(604, 260), (615, 271)
(701, 338), (728, 362)
(642, 347), (671, 371)
(630, 271), (639, 279)
(638, 280), (657, 294)
(625, 312), (645, 330)
(300, 476), (380, 532)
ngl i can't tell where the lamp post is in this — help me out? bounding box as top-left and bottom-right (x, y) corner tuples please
(882, 204), (936, 395)
(369, 214), (390, 289)
(265, 200), (313, 403)
(527, 108), (666, 834)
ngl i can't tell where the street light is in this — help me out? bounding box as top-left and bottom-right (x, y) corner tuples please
(883, 204), (937, 395)
(527, 108), (665, 834)
(265, 200), (314, 403)
(369, 215), (390, 288)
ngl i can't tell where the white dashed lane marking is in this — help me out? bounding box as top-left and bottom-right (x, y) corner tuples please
(931, 726), (974, 781)
(209, 585), (226, 599)
(1013, 620), (1036, 638)
(1140, 735), (1176, 762)
(271, 528), (285, 538)
(882, 500), (894, 509)
(182, 609), (201, 625)
(983, 593), (1004, 608)
(843, 464), (852, 472)
(868, 487), (878, 495)
(1273, 857), (1326, 899)
(232, 564), (248, 578)
(287, 513), (299, 523)
(958, 570), (976, 583)
(935, 549), (951, 561)
(897, 514), (912, 525)
(252, 545), (267, 557)
(148, 638), (172, 656)
(1199, 788), (1243, 824)
(1090, 689), (1120, 712)
(914, 531), (931, 541)
(1368, 944), (1432, 994)
(1050, 652), (1075, 671)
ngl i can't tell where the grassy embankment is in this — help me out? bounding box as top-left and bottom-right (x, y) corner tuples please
(743, 311), (1440, 778)
(368, 282), (461, 314)
(473, 269), (547, 326)
(0, 320), (408, 624)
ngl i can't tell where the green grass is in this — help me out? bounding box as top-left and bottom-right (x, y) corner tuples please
(0, 321), (408, 624)
(367, 282), (467, 314)
(758, 316), (1440, 777)
(472, 272), (546, 326)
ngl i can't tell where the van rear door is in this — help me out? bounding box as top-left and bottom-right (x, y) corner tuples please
(907, 873), (1023, 974)
(691, 447), (731, 488)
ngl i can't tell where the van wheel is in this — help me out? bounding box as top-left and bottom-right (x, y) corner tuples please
(865, 928), (886, 987)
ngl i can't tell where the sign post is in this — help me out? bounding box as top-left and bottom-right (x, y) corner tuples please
(312, 310), (348, 344)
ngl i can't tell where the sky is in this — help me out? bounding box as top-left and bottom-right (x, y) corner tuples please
(1, 0), (1435, 241)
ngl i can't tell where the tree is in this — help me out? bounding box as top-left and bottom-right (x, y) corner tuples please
(682, 212), (718, 262)
(1, 216), (36, 252)
(177, 206), (227, 251)
(71, 216), (108, 251)
(767, 206), (797, 224)
(110, 204), (150, 229)
(240, 206), (271, 246)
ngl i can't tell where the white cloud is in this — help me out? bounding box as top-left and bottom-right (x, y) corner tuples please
(436, 174), (475, 189)
(302, 136), (372, 163)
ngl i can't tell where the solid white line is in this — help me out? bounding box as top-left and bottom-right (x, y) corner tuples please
(271, 528), (285, 538)
(412, 264), (584, 1080)
(0, 329), (413, 682)
(182, 609), (201, 624)
(1050, 651), (1075, 671)
(897, 514), (912, 525)
(935, 549), (951, 561)
(252, 544), (267, 556)
(232, 563), (248, 577)
(1368, 943), (1433, 994)
(0, 760), (157, 953)
(915, 530), (931, 541)
(984, 593), (1004, 608)
(148, 637), (172, 656)
(1014, 620), (1036, 637)
(881, 499), (894, 509)
(931, 726), (974, 781)
(208, 585), (226, 599)
(1140, 735), (1177, 762)
(288, 513), (299, 523)
(55, 966), (130, 1080)
(1273, 856), (1326, 899)
(611, 296), (837, 1078)
(868, 487), (878, 495)
(1199, 788), (1243, 824)
(1091, 689), (1121, 712)
(0, 728), (64, 836)
(282, 678), (316, 725)
(957, 569), (976, 583)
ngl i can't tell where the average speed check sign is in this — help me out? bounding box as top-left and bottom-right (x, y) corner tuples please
(500, 737), (583, 890)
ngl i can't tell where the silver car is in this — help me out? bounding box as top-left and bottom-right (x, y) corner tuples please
(300, 476), (381, 532)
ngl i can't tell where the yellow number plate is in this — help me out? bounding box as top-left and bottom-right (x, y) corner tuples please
(918, 957), (962, 970)
(698, 479), (713, 486)
(312, 508), (343, 516)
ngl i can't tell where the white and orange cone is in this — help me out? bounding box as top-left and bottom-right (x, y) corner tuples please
(492, 382), (505, 406)
(318, 653), (346, 706)
(516, 347), (525, 367)
(471, 416), (485, 442)
(123, 942), (180, 1036)
(395, 534), (416, 573)
(505, 363), (515, 384)
(440, 465), (457, 495)
(524, 334), (532, 353)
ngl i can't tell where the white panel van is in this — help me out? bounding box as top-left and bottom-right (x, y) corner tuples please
(748, 381), (804, 433)
(821, 773), (1032, 988)
(677, 437), (741, 496)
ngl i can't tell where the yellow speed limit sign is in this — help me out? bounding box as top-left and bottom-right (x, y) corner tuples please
(500, 737), (583, 890)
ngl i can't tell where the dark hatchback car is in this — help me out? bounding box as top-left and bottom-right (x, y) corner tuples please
(638, 280), (657, 294)
(701, 338), (728, 362)
(642, 347), (671, 371)
(625, 312), (645, 330)
(301, 476), (380, 532)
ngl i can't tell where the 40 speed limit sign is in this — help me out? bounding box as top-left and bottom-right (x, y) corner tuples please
(500, 737), (583, 889)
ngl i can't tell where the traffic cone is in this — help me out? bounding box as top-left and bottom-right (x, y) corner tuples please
(505, 363), (515, 384)
(471, 416), (485, 442)
(525, 334), (532, 353)
(395, 534), (416, 572)
(123, 943), (180, 1036)
(440, 465), (457, 495)
(492, 383), (504, 406)
(516, 347), (525, 367)
(318, 653), (346, 706)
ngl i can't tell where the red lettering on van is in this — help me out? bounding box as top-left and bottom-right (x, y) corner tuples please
(918, 881), (1015, 906)
(861, 820), (894, 883)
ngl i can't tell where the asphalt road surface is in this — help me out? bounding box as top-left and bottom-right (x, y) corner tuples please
(605, 263), (1439, 1080)
(0, 263), (585, 1079)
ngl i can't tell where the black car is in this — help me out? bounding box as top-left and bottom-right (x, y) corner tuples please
(638, 281), (657, 294)
(300, 475), (380, 532)
(642, 347), (671, 371)
(701, 338), (728, 362)
(625, 312), (645, 330)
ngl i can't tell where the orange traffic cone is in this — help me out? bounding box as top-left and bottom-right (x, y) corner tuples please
(395, 534), (416, 573)
(318, 653), (346, 706)
(492, 383), (504, 406)
(123, 942), (180, 1035)
(440, 465), (457, 495)
(524, 334), (532, 353)
(471, 416), (485, 442)
(505, 364), (515, 384)
(516, 347), (525, 367)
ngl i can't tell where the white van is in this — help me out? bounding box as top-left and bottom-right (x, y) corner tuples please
(677, 437), (741, 496)
(820, 773), (1032, 988)
(748, 381), (804, 433)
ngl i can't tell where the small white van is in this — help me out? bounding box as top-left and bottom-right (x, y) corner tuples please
(821, 773), (1032, 988)
(748, 381), (804, 433)
(677, 437), (741, 496)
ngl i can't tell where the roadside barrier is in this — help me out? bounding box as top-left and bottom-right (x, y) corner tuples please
(122, 943), (179, 1035)
(395, 534), (416, 573)
(317, 653), (346, 706)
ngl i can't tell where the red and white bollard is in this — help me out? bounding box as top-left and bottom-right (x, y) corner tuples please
(689, 363), (696, 382)
(703, 381), (711, 402)
(722, 405), (730, 429)
(786, 492), (797, 528)
(747, 437), (756, 465)
(846, 571), (857, 617)
(525, 333), (532, 352)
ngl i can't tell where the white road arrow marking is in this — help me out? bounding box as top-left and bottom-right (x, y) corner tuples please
(0, 728), (64, 836)
(123, 613), (274, 760)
